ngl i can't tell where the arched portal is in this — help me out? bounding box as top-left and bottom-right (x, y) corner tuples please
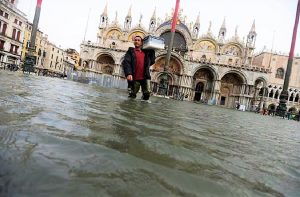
(253, 78), (267, 111)
(160, 31), (187, 56)
(152, 56), (183, 97)
(220, 72), (244, 107)
(96, 54), (115, 75)
(152, 56), (182, 75)
(193, 68), (214, 102)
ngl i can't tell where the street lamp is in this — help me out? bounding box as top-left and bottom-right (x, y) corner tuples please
(276, 0), (300, 117)
(159, 0), (180, 96)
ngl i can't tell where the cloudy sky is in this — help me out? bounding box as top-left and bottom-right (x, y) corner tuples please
(18, 0), (300, 55)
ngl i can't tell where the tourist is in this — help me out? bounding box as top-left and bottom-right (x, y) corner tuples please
(236, 102), (240, 110)
(122, 36), (155, 100)
(287, 111), (291, 120)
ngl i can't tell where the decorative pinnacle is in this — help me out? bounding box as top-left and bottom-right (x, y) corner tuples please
(151, 7), (156, 19)
(127, 5), (132, 17)
(221, 17), (226, 29)
(250, 20), (256, 32)
(195, 12), (200, 24)
(102, 2), (108, 16)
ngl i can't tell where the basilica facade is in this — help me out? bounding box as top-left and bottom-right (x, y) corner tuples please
(80, 5), (299, 111)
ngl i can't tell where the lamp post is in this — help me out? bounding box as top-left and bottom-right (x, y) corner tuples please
(276, 0), (300, 116)
(23, 0), (43, 73)
(159, 0), (180, 96)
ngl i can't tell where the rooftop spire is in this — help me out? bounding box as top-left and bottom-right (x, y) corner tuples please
(235, 25), (239, 38)
(195, 12), (200, 24)
(151, 7), (156, 19)
(114, 11), (118, 23)
(102, 2), (108, 16)
(207, 21), (212, 33)
(127, 5), (132, 17)
(221, 17), (226, 28)
(250, 20), (256, 32)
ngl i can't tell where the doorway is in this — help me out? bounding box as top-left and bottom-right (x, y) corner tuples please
(220, 96), (226, 105)
(194, 82), (204, 101)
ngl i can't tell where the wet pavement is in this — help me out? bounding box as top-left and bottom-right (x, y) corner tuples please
(0, 71), (300, 197)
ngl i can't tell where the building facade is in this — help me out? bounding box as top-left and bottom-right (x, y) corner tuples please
(80, 5), (299, 111)
(64, 48), (80, 70)
(63, 55), (75, 78)
(253, 52), (300, 112)
(0, 0), (26, 68)
(21, 21), (45, 67)
(40, 42), (64, 77)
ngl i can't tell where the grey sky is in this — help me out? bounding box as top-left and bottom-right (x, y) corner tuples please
(18, 0), (300, 55)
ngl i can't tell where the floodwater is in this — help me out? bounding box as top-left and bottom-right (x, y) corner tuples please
(0, 71), (300, 197)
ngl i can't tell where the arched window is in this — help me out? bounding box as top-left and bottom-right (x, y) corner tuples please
(289, 93), (294, 102)
(295, 94), (299, 102)
(160, 31), (187, 56)
(12, 28), (16, 40)
(275, 68), (284, 79)
(274, 90), (279, 99)
(269, 89), (274, 98)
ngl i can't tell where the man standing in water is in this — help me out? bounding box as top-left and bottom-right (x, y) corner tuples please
(122, 36), (155, 101)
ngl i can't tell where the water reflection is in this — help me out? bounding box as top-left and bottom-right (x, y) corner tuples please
(0, 71), (300, 197)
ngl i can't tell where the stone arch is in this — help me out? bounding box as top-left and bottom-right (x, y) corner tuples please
(96, 53), (116, 74)
(275, 67), (284, 79)
(127, 29), (147, 41)
(154, 72), (175, 86)
(105, 28), (123, 40)
(160, 30), (187, 56)
(155, 21), (193, 48)
(152, 54), (184, 75)
(193, 67), (215, 102)
(254, 76), (268, 87)
(192, 65), (218, 81)
(94, 52), (116, 63)
(82, 60), (89, 68)
(253, 77), (268, 108)
(219, 71), (245, 108)
(193, 39), (218, 53)
(220, 70), (247, 84)
(222, 43), (243, 57)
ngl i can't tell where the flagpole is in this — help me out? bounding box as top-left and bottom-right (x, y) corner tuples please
(276, 0), (300, 116)
(160, 0), (180, 96)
